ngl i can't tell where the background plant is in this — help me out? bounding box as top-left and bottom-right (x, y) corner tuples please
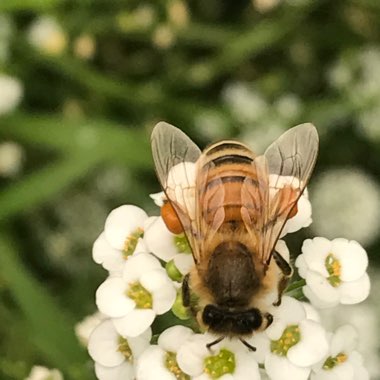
(0, 0), (380, 379)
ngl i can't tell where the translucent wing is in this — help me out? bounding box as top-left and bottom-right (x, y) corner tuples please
(241, 123), (319, 265)
(151, 122), (202, 263)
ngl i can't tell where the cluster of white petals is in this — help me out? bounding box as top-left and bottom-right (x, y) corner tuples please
(295, 237), (370, 308)
(25, 366), (63, 380)
(86, 161), (371, 379)
(311, 325), (369, 380)
(263, 297), (329, 380)
(96, 253), (176, 337)
(88, 320), (151, 380)
(93, 205), (148, 274)
(0, 74), (23, 115)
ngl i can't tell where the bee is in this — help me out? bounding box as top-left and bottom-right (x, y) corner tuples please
(151, 122), (319, 350)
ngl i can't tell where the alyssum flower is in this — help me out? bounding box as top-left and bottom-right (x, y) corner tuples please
(96, 252), (176, 337)
(295, 237), (370, 308)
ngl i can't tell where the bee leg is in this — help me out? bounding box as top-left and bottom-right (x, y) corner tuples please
(206, 336), (225, 351)
(182, 273), (191, 307)
(240, 338), (256, 351)
(272, 250), (292, 307)
(182, 274), (198, 317)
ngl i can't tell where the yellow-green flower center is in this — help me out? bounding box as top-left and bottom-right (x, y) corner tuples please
(126, 282), (152, 309)
(123, 227), (144, 258)
(271, 325), (301, 356)
(118, 336), (133, 362)
(165, 352), (190, 380)
(166, 259), (183, 282)
(174, 234), (191, 254)
(204, 349), (236, 379)
(323, 352), (348, 370)
(325, 253), (342, 287)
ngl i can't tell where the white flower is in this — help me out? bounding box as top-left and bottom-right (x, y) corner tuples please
(0, 141), (24, 177)
(222, 82), (268, 124)
(136, 325), (194, 380)
(75, 311), (106, 346)
(295, 237), (370, 308)
(165, 162), (196, 220)
(25, 366), (63, 380)
(310, 169), (380, 246)
(240, 123), (286, 154)
(253, 0), (282, 13)
(149, 191), (166, 207)
(27, 16), (67, 55)
(96, 253), (176, 337)
(176, 334), (261, 380)
(274, 94), (302, 122)
(269, 175), (312, 236)
(264, 297), (329, 380)
(88, 319), (151, 380)
(0, 75), (23, 115)
(73, 33), (95, 60)
(318, 302), (379, 379)
(144, 216), (194, 281)
(194, 111), (229, 140)
(92, 205), (148, 273)
(311, 325), (369, 380)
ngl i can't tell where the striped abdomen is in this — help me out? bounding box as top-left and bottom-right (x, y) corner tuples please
(198, 140), (257, 228)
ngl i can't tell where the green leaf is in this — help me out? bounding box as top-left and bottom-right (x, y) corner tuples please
(0, 233), (91, 379)
(0, 154), (101, 223)
(0, 0), (64, 11)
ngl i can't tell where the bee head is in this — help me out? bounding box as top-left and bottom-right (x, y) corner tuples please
(202, 304), (264, 335)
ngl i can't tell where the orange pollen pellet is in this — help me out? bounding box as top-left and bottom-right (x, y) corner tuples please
(161, 202), (184, 234)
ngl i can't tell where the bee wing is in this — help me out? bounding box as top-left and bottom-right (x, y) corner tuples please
(151, 122), (202, 262)
(241, 123), (319, 265)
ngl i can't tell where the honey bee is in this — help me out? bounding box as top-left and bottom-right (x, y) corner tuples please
(151, 122), (319, 350)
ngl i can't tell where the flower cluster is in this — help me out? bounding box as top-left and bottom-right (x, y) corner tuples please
(86, 176), (370, 379)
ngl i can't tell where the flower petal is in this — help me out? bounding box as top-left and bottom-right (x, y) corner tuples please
(288, 319), (329, 367)
(128, 328), (152, 358)
(265, 353), (310, 380)
(177, 334), (210, 377)
(331, 239), (368, 282)
(173, 254), (194, 275)
(140, 269), (176, 314)
(246, 332), (271, 364)
(303, 285), (339, 309)
(113, 308), (155, 338)
(158, 326), (194, 353)
(305, 271), (340, 304)
(330, 324), (358, 357)
(302, 237), (331, 277)
(339, 273), (370, 304)
(135, 346), (176, 380)
(232, 350), (261, 380)
(104, 205), (148, 250)
(95, 362), (135, 380)
(93, 232), (125, 272)
(88, 319), (124, 367)
(144, 217), (178, 261)
(282, 193), (312, 235)
(122, 253), (162, 283)
(96, 277), (135, 317)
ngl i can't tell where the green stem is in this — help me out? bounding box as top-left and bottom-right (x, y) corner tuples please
(285, 279), (306, 293)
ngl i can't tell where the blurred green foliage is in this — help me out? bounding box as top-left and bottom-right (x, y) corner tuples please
(1, 0), (380, 379)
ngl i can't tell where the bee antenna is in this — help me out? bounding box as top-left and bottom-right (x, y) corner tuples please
(240, 338), (256, 351)
(206, 336), (225, 351)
